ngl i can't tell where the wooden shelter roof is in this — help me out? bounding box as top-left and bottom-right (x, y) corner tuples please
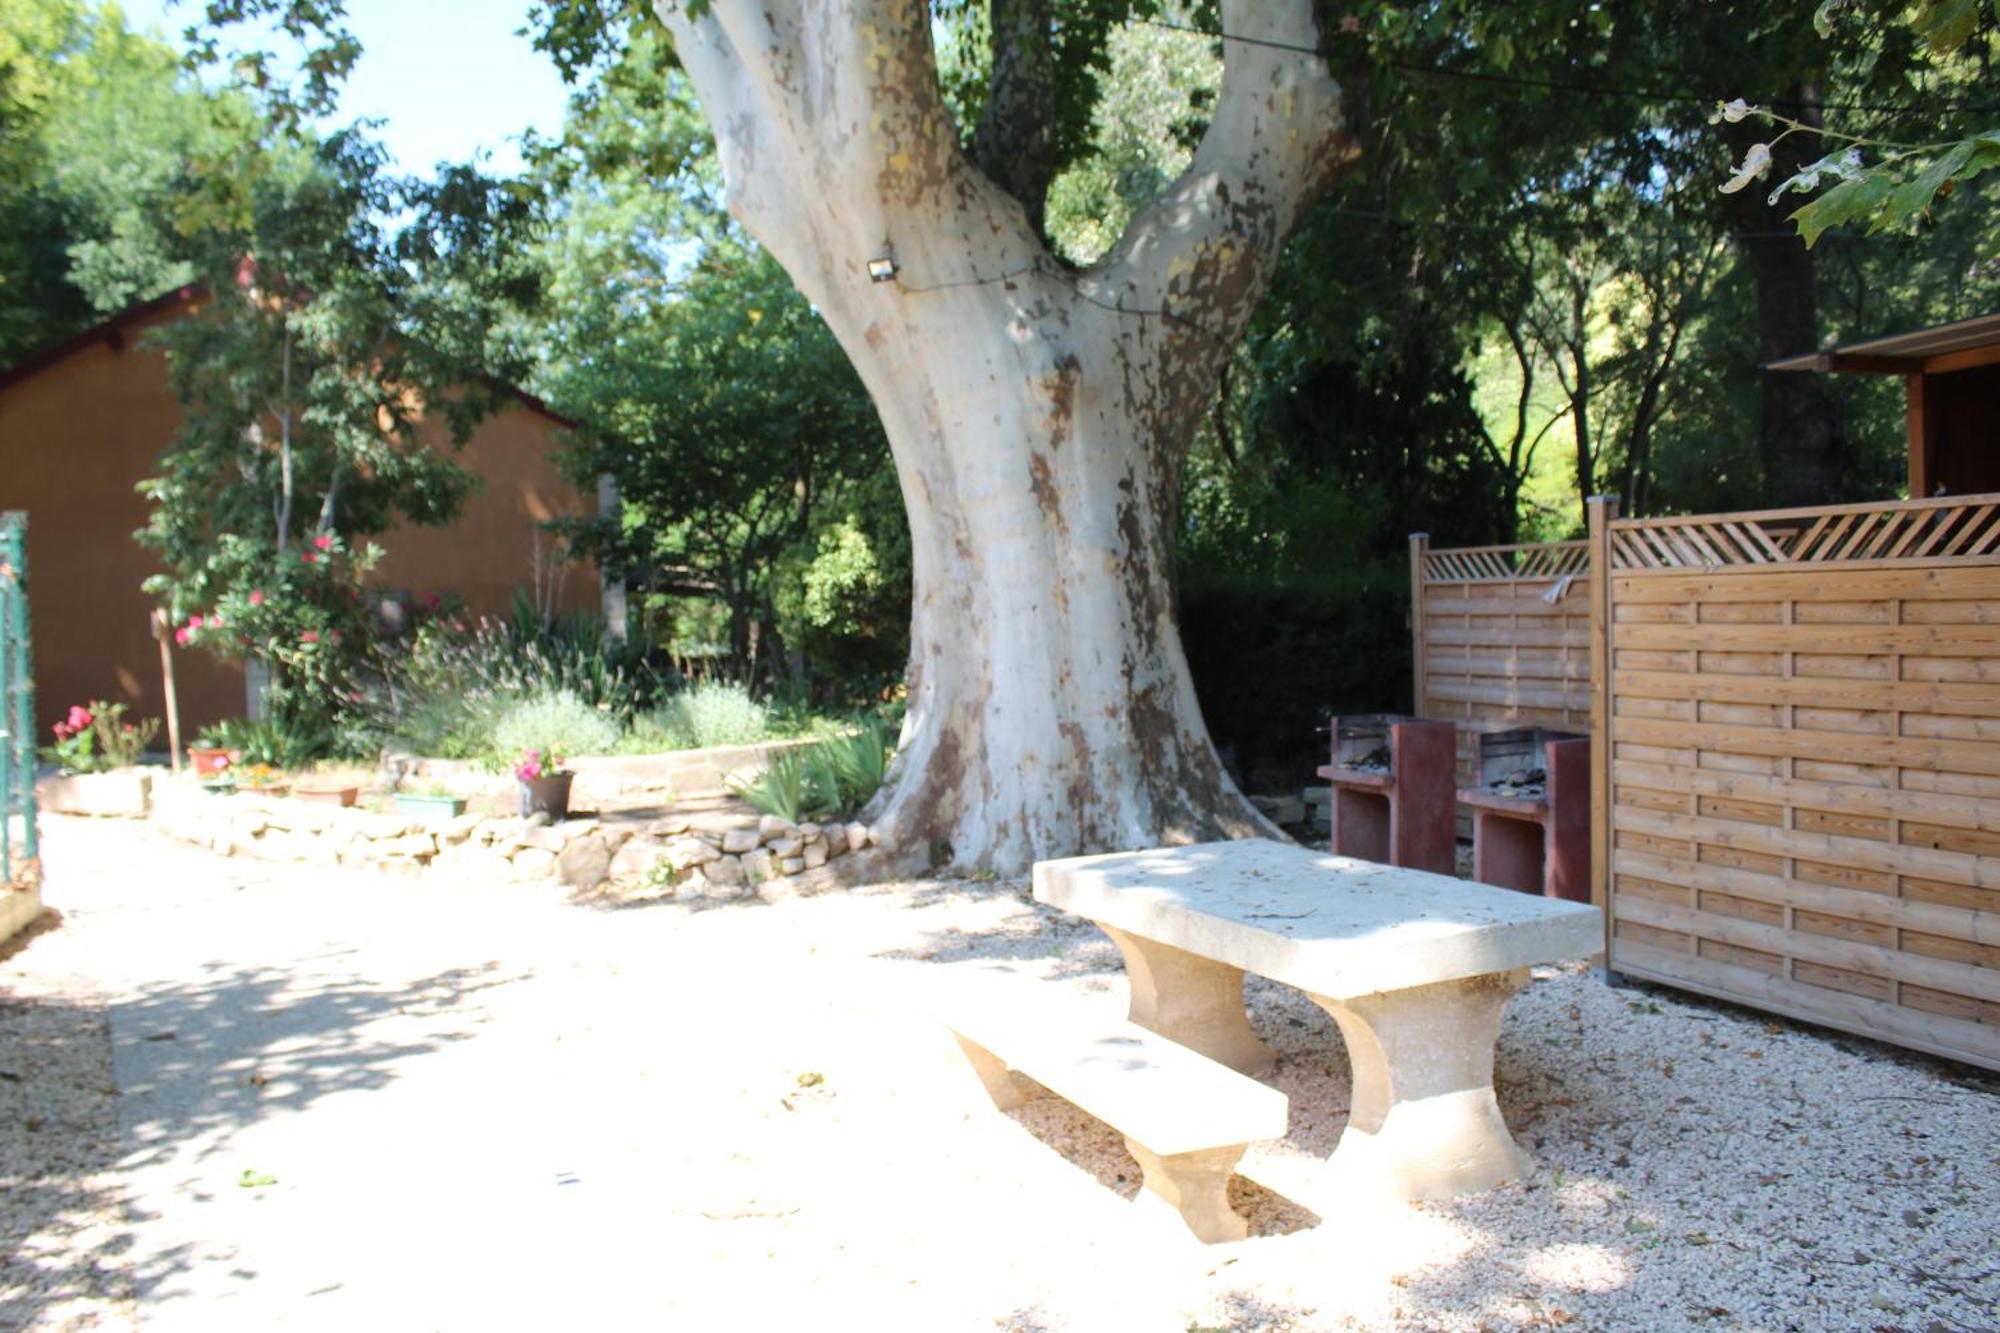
(1766, 312), (2000, 376)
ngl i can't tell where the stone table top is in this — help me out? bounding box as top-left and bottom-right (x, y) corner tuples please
(1032, 838), (1603, 1000)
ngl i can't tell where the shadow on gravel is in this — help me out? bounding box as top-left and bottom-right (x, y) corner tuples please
(113, 956), (528, 1163)
(867, 879), (1124, 981)
(0, 991), (135, 1328)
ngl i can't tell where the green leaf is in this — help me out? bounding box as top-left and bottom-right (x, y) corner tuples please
(1913, 0), (1978, 54)
(1789, 173), (1892, 248)
(238, 1168), (278, 1188)
(1884, 140), (1975, 225)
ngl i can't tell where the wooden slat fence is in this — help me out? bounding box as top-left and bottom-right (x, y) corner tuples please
(1412, 534), (1593, 792)
(1590, 493), (2000, 1071)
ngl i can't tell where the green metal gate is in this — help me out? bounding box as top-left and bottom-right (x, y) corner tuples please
(1, 511), (37, 890)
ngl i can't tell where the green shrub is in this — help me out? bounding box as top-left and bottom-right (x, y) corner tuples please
(621, 707), (696, 753)
(729, 716), (895, 822)
(817, 715), (893, 809)
(490, 689), (620, 761)
(196, 715), (331, 769)
(642, 682), (771, 751)
(730, 746), (810, 823)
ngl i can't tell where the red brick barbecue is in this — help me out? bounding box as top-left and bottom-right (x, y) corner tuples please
(1316, 714), (1456, 875)
(1457, 728), (1590, 902)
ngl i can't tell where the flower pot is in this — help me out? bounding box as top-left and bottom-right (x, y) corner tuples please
(294, 785), (359, 807)
(35, 768), (154, 818)
(396, 792), (467, 822)
(188, 746), (240, 777)
(517, 772), (574, 821)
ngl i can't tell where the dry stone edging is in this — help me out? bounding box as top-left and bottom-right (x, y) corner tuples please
(148, 779), (883, 898)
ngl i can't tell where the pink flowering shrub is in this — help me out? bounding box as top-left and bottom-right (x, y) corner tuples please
(41, 699), (160, 773)
(152, 532), (384, 757)
(513, 748), (569, 783)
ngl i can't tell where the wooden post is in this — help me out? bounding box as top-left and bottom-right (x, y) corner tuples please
(1585, 497), (1618, 958)
(152, 609), (182, 774)
(1408, 533), (1430, 717)
(1905, 373), (1934, 497)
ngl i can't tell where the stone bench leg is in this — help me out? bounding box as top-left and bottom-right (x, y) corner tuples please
(953, 1034), (1025, 1111)
(1123, 1139), (1249, 1244)
(1309, 967), (1530, 1201)
(1101, 926), (1277, 1077)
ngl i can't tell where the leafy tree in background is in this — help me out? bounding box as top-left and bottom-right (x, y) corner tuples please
(125, 3), (543, 750)
(0, 0), (243, 360)
(522, 33), (903, 694)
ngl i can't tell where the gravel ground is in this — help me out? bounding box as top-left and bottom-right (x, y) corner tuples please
(3, 816), (1998, 1331)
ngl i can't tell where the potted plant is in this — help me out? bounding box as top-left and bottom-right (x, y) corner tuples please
(234, 762), (289, 798)
(36, 701), (160, 816)
(293, 780), (359, 807)
(187, 724), (241, 777)
(395, 782), (468, 822)
(514, 749), (573, 821)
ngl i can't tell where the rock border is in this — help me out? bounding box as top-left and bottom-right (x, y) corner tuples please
(148, 779), (882, 899)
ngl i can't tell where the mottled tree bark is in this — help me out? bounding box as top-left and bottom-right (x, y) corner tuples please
(658, 0), (1351, 869)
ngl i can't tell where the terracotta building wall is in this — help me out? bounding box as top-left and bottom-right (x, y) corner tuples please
(371, 402), (600, 622)
(0, 299), (595, 747)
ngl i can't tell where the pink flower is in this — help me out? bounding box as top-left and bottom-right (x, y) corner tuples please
(314, 533), (334, 551)
(300, 630), (319, 644)
(174, 627), (191, 647)
(300, 552), (317, 565)
(209, 614), (224, 629)
(188, 615), (204, 630)
(329, 629), (341, 644)
(248, 590), (264, 607)
(66, 705), (92, 730)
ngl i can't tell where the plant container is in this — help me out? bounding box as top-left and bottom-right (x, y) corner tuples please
(517, 772), (574, 821)
(35, 769), (154, 818)
(188, 746), (240, 777)
(294, 785), (359, 807)
(396, 792), (468, 822)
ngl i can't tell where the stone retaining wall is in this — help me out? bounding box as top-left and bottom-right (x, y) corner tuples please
(149, 779), (880, 899)
(408, 736), (830, 806)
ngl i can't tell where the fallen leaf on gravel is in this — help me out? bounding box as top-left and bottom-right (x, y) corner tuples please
(795, 1071), (824, 1088)
(238, 1169), (277, 1188)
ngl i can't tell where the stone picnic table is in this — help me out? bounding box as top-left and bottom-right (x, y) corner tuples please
(1032, 838), (1603, 1202)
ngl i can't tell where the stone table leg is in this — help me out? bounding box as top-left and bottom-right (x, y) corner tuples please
(1309, 968), (1530, 1201)
(1101, 926), (1276, 1076)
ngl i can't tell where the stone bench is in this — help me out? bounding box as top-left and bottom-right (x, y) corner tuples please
(944, 968), (1289, 1243)
(1034, 839), (1603, 1203)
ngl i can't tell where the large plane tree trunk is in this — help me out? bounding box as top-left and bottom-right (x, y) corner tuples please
(658, 0), (1351, 870)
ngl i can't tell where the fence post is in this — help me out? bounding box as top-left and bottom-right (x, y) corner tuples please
(0, 512), (35, 886)
(1408, 532), (1430, 717)
(1586, 497), (1618, 954)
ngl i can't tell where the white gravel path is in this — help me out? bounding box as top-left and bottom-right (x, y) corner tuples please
(2, 815), (1997, 1331)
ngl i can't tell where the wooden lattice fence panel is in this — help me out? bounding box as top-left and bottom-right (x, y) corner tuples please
(1412, 535), (1593, 792)
(1592, 494), (2000, 1070)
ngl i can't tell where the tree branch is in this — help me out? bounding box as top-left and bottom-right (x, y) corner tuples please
(969, 0), (1057, 237)
(1085, 0), (1352, 343)
(659, 0), (1004, 283)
